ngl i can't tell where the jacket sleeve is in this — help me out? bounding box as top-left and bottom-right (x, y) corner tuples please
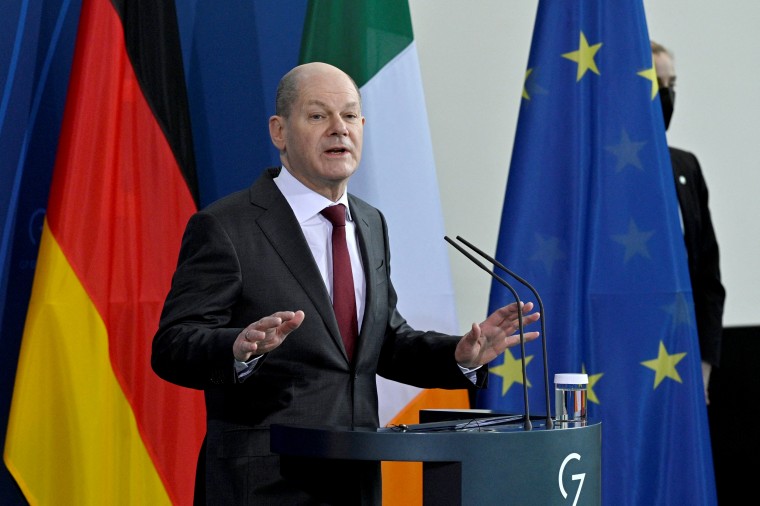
(688, 154), (725, 366)
(151, 211), (244, 389)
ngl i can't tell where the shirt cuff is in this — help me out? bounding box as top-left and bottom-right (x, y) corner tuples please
(458, 363), (482, 384)
(234, 356), (260, 381)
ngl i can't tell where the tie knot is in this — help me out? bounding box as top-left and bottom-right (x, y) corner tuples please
(321, 204), (347, 227)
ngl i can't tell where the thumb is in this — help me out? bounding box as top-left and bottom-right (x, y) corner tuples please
(467, 322), (481, 342)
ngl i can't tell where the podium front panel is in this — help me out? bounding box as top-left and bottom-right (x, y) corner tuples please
(271, 417), (601, 505)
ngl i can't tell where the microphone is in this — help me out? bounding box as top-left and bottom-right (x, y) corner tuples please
(444, 236), (532, 431)
(454, 236), (553, 429)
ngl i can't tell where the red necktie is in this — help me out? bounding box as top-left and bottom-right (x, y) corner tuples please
(321, 204), (358, 361)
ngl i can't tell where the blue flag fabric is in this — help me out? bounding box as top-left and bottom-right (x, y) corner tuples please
(1, 1), (82, 503)
(475, 1), (717, 504)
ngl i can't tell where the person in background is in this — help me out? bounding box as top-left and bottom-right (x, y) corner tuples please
(151, 61), (541, 505)
(652, 40), (726, 405)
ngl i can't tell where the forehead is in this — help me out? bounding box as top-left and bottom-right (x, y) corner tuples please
(297, 71), (360, 108)
(653, 52), (674, 75)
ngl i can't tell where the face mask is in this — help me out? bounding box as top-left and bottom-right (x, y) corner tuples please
(659, 87), (675, 131)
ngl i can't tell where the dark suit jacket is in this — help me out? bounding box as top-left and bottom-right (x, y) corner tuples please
(152, 167), (484, 505)
(670, 147), (725, 366)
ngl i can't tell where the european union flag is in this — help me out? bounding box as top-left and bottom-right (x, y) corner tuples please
(475, 1), (718, 504)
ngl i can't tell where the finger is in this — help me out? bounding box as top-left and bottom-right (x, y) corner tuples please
(243, 327), (263, 343)
(514, 301), (535, 319)
(504, 331), (540, 348)
(515, 301), (535, 314)
(279, 310), (305, 334)
(256, 315), (284, 330)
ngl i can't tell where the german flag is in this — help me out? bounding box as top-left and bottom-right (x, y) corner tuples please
(4, 0), (205, 504)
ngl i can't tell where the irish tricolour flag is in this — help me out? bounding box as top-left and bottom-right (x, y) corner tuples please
(301, 1), (469, 503)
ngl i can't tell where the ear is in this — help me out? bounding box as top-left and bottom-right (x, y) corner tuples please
(269, 116), (286, 150)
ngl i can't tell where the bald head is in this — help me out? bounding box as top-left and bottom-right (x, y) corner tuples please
(268, 62), (365, 201)
(275, 62), (362, 118)
(651, 40), (676, 89)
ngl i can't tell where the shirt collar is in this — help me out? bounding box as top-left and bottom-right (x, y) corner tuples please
(273, 166), (352, 224)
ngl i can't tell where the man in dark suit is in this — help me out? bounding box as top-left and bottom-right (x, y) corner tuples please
(652, 41), (725, 405)
(152, 62), (540, 505)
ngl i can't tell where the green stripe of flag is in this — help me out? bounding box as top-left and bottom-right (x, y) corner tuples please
(299, 0), (413, 87)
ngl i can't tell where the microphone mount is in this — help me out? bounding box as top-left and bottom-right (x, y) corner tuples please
(444, 236), (532, 430)
(454, 236), (553, 429)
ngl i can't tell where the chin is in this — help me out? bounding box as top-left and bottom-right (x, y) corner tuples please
(325, 163), (358, 179)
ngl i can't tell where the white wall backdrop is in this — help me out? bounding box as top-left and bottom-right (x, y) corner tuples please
(408, 0), (760, 330)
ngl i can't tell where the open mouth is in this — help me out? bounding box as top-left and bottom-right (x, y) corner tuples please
(325, 147), (348, 155)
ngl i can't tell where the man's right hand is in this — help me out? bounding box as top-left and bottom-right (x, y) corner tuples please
(233, 310), (305, 362)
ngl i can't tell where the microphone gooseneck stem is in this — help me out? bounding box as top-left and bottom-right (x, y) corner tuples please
(444, 236), (532, 431)
(455, 235), (553, 429)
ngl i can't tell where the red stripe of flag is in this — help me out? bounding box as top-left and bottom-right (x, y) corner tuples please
(47, 0), (204, 503)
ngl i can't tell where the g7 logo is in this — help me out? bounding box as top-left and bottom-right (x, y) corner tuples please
(558, 452), (585, 505)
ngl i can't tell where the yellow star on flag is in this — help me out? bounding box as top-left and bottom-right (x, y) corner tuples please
(582, 364), (604, 405)
(522, 68), (533, 100)
(637, 65), (659, 99)
(641, 341), (687, 388)
(490, 350), (533, 396)
(562, 31), (602, 81)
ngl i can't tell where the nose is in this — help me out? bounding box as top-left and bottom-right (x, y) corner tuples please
(329, 115), (348, 135)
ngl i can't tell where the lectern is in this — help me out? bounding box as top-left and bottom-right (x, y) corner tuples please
(271, 410), (601, 505)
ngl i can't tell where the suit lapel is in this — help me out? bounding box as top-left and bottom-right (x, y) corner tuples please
(350, 195), (383, 361)
(250, 171), (347, 359)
